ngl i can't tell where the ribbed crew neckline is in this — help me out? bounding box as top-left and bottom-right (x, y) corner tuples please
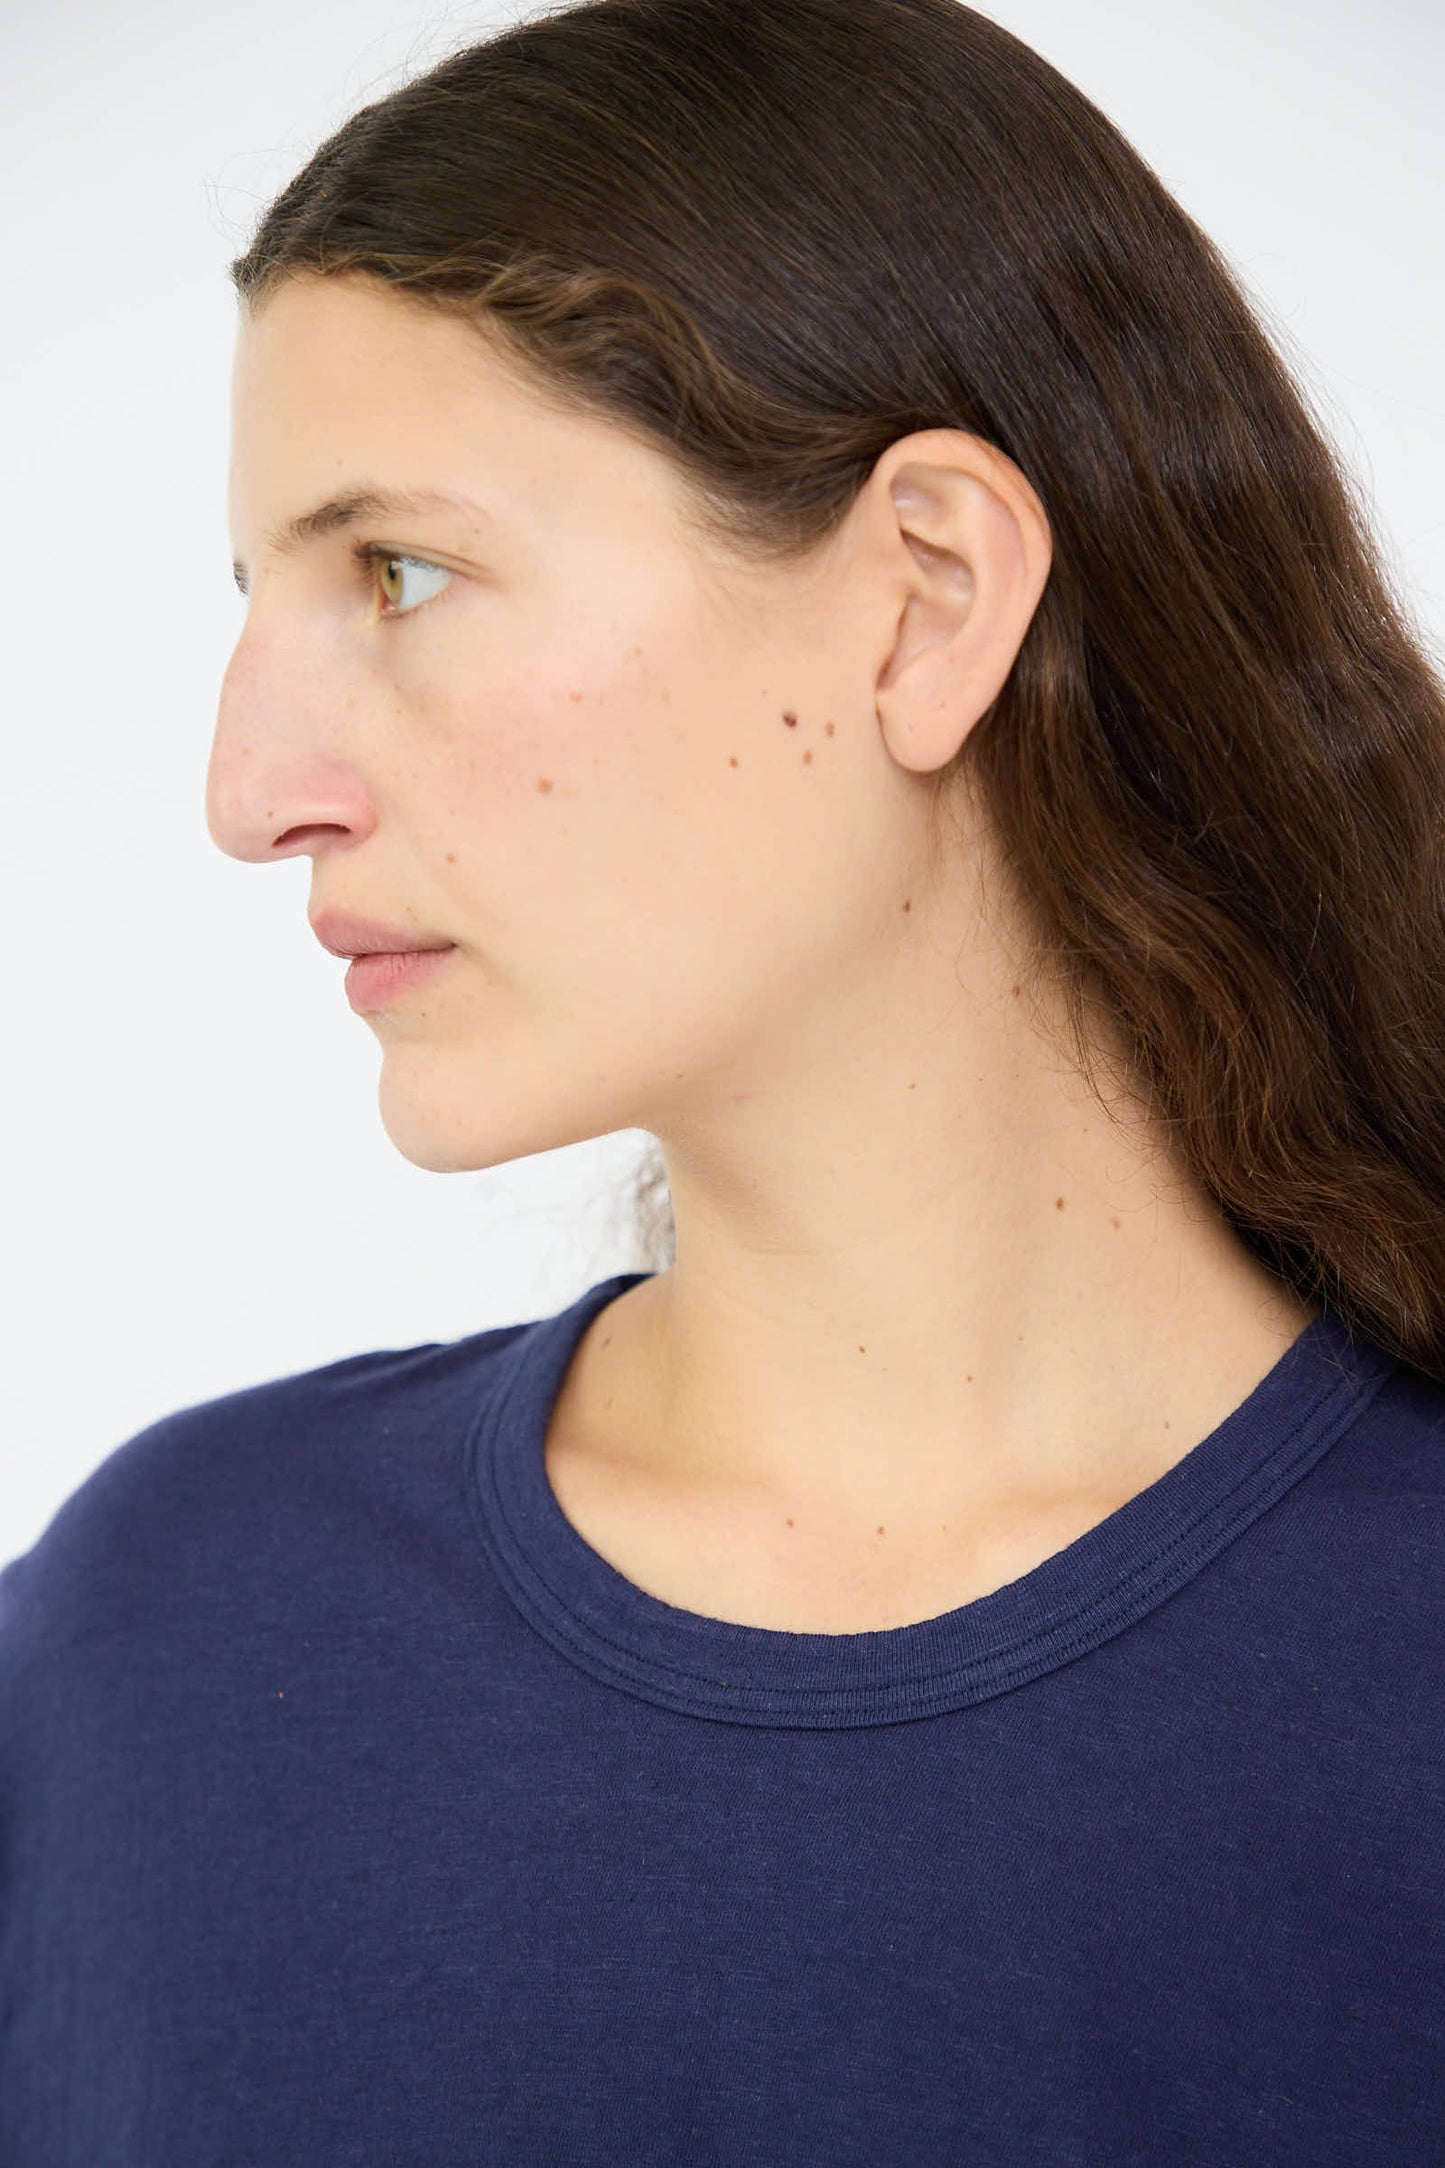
(464, 1270), (1396, 1728)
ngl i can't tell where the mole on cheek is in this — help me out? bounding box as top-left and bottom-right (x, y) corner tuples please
(782, 710), (797, 727)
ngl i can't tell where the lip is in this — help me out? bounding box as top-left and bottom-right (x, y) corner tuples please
(310, 908), (456, 959)
(344, 946), (457, 1012)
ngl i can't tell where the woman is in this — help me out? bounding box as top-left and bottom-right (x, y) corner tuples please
(4, 0), (1442, 2158)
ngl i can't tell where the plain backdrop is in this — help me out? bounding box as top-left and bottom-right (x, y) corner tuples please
(3, 0), (1442, 1564)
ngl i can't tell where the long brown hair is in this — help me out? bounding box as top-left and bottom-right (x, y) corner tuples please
(231, 0), (1445, 1383)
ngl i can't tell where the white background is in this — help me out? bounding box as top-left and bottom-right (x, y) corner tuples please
(3, 0), (1442, 1564)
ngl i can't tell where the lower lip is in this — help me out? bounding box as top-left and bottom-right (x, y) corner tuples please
(344, 946), (457, 1011)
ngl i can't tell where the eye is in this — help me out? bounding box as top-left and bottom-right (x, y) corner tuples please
(354, 545), (454, 621)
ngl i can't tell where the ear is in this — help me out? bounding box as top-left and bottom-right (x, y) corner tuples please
(868, 429), (1052, 775)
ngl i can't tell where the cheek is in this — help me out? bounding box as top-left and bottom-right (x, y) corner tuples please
(410, 602), (852, 989)
(400, 640), (691, 952)
(417, 606), (711, 839)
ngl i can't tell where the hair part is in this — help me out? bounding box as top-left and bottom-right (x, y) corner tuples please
(233, 0), (1445, 1380)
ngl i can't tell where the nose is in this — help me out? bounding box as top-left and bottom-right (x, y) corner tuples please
(205, 620), (378, 864)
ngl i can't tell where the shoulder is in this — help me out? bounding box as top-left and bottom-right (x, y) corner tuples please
(1311, 1348), (1445, 1515)
(0, 1320), (530, 1691)
(1286, 1348), (1445, 1669)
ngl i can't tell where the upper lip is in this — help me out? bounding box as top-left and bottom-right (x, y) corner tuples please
(309, 909), (456, 959)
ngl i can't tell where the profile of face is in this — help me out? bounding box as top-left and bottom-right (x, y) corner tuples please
(213, 272), (1051, 1181)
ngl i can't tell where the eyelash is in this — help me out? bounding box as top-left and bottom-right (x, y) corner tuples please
(350, 543), (453, 623)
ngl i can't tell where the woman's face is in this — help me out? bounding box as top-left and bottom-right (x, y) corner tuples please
(214, 272), (948, 1174)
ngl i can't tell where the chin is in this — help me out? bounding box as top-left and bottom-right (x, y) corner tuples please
(372, 1075), (554, 1178)
(380, 1108), (509, 1175)
(372, 1075), (485, 1175)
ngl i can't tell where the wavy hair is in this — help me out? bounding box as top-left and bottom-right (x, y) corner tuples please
(231, 0), (1445, 1381)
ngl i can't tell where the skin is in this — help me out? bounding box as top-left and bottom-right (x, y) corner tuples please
(215, 270), (1319, 1631)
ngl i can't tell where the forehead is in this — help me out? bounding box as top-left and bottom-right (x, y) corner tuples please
(230, 276), (548, 499)
(233, 274), (541, 422)
(227, 273), (681, 542)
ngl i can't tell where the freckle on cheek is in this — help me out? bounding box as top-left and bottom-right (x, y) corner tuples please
(536, 778), (553, 794)
(729, 756), (739, 767)
(825, 721), (835, 736)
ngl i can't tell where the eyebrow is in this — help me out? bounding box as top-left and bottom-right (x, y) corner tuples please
(231, 485), (495, 594)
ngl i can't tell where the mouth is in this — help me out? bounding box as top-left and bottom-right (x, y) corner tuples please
(310, 907), (456, 961)
(343, 945), (457, 1012)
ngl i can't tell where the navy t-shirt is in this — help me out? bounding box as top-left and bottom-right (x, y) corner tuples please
(2, 1269), (1442, 2165)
